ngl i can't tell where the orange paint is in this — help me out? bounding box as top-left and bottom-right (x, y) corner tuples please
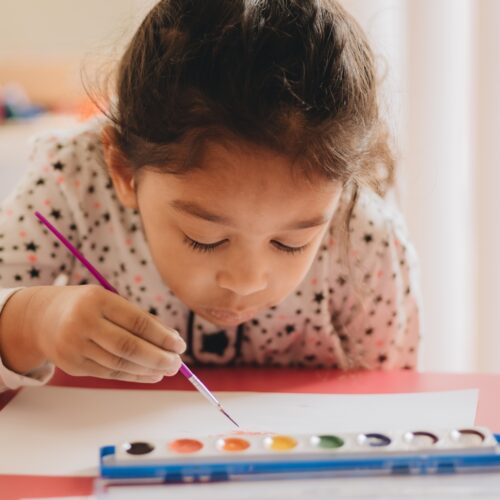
(168, 438), (203, 454)
(218, 437), (250, 452)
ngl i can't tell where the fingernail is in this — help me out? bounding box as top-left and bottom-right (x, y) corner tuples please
(176, 338), (187, 353)
(165, 361), (181, 377)
(169, 328), (181, 339)
(172, 331), (186, 353)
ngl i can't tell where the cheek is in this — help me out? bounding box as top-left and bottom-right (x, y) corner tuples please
(272, 247), (320, 291)
(147, 231), (215, 293)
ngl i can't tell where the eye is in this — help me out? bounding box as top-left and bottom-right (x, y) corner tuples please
(184, 235), (227, 253)
(271, 240), (308, 255)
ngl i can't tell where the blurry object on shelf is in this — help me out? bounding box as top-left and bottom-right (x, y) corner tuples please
(0, 57), (108, 120)
(0, 83), (46, 123)
(0, 81), (103, 125)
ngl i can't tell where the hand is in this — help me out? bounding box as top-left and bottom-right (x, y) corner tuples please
(0, 285), (186, 383)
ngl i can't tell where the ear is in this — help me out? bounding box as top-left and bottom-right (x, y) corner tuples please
(101, 126), (138, 209)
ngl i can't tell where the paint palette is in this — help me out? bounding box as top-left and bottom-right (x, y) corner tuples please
(100, 426), (500, 482)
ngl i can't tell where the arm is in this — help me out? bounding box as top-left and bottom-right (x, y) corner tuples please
(0, 133), (78, 390)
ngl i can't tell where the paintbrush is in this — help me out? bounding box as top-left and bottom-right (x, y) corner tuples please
(34, 211), (239, 428)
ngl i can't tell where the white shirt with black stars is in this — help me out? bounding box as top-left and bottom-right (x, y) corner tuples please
(0, 118), (421, 392)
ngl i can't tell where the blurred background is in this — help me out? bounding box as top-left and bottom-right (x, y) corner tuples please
(1, 0), (498, 373)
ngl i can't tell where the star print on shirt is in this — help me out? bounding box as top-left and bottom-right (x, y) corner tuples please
(201, 330), (229, 356)
(49, 209), (62, 220)
(364, 233), (373, 243)
(313, 292), (325, 304)
(25, 241), (39, 252)
(52, 161), (64, 171)
(28, 267), (40, 278)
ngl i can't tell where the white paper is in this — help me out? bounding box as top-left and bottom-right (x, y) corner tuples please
(0, 387), (477, 476)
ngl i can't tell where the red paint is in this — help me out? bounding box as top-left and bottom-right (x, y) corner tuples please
(168, 438), (203, 454)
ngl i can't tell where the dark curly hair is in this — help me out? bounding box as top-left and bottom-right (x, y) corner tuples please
(95, 0), (394, 240)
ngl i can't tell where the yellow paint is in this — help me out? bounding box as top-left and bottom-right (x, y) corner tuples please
(265, 435), (297, 451)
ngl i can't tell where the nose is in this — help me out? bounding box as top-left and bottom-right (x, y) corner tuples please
(216, 258), (268, 297)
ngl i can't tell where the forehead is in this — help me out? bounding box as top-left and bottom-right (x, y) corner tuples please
(141, 141), (342, 230)
(176, 141), (338, 203)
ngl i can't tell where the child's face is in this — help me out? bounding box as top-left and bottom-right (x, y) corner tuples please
(112, 140), (342, 327)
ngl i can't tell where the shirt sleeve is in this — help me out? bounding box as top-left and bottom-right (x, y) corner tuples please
(330, 192), (421, 370)
(0, 133), (78, 392)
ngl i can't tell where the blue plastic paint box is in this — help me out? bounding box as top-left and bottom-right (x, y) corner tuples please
(100, 426), (500, 483)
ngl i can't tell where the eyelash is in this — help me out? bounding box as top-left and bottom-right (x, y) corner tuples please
(183, 236), (307, 255)
(184, 236), (225, 253)
(271, 240), (308, 255)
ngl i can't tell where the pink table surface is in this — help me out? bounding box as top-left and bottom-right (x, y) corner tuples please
(1, 368), (499, 500)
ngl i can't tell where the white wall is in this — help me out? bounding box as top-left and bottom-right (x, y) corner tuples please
(0, 0), (150, 105)
(475, 0), (500, 372)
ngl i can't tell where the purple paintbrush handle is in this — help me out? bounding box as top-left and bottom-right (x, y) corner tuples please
(179, 364), (193, 378)
(35, 211), (118, 293)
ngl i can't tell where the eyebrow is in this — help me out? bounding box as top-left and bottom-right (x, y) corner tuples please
(171, 200), (330, 230)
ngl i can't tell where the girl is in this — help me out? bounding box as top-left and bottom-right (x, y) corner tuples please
(0, 0), (420, 392)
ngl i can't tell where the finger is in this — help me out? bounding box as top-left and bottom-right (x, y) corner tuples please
(83, 339), (168, 377)
(89, 319), (183, 374)
(78, 358), (166, 383)
(101, 294), (186, 354)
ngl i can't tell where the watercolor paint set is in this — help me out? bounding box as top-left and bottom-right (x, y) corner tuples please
(99, 426), (500, 483)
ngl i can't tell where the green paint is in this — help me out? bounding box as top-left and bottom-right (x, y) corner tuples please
(315, 435), (344, 449)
